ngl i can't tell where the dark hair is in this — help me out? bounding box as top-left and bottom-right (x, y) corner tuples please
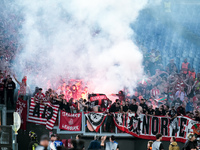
(95, 135), (99, 140)
(172, 137), (176, 141)
(77, 134), (82, 139)
(119, 90), (123, 95)
(148, 141), (153, 147)
(156, 133), (162, 139)
(71, 139), (85, 150)
(111, 135), (115, 141)
(51, 134), (56, 137)
(133, 99), (136, 102)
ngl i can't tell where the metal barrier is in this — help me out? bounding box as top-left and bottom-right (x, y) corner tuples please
(25, 96), (132, 137)
(0, 126), (13, 150)
(0, 105), (7, 126)
(54, 112), (132, 137)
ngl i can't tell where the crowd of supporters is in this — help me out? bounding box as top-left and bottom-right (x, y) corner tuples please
(0, 0), (200, 120)
(0, 8), (200, 121)
(1, 53), (200, 123)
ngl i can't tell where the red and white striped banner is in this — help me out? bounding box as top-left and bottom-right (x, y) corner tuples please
(27, 98), (59, 130)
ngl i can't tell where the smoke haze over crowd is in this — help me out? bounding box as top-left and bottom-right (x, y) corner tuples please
(12, 0), (150, 94)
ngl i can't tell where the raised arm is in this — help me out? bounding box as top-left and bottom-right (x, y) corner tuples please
(192, 80), (198, 88)
(100, 136), (107, 147)
(13, 75), (20, 85)
(182, 79), (190, 87)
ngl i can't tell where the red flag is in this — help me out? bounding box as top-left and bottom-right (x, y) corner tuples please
(15, 98), (27, 130)
(59, 111), (82, 131)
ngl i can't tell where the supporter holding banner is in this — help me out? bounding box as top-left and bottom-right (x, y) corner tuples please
(59, 111), (82, 131)
(27, 98), (59, 130)
(88, 94), (109, 111)
(15, 97), (27, 130)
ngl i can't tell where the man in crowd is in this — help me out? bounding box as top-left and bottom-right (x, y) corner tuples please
(28, 131), (39, 150)
(60, 95), (71, 113)
(106, 99), (120, 132)
(88, 135), (101, 150)
(36, 134), (49, 150)
(140, 99), (148, 114)
(5, 77), (16, 108)
(186, 97), (194, 112)
(175, 87), (187, 102)
(152, 133), (164, 150)
(101, 135), (119, 150)
(167, 59), (177, 74)
(75, 134), (85, 149)
(54, 135), (63, 149)
(147, 105), (155, 116)
(155, 105), (166, 116)
(181, 58), (190, 75)
(71, 138), (85, 150)
(49, 134), (57, 150)
(172, 98), (182, 110)
(168, 106), (179, 133)
(128, 99), (138, 113)
(177, 103), (186, 116)
(109, 99), (121, 113)
(182, 133), (197, 150)
(151, 85), (160, 99)
(111, 91), (125, 102)
(34, 88), (45, 104)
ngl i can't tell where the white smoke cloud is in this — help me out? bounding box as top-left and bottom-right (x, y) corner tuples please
(13, 0), (148, 95)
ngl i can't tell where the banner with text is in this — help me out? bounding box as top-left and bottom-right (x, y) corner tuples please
(88, 94), (109, 107)
(113, 113), (198, 143)
(15, 98), (27, 130)
(59, 111), (82, 131)
(27, 98), (59, 130)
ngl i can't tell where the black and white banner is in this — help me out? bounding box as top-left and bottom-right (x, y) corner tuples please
(85, 112), (107, 132)
(113, 113), (198, 143)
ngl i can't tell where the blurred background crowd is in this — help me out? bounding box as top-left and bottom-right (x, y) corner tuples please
(1, 0), (200, 123)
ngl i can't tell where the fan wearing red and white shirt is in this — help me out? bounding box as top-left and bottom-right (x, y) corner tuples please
(151, 85), (160, 99)
(175, 78), (185, 92)
(34, 88), (45, 104)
